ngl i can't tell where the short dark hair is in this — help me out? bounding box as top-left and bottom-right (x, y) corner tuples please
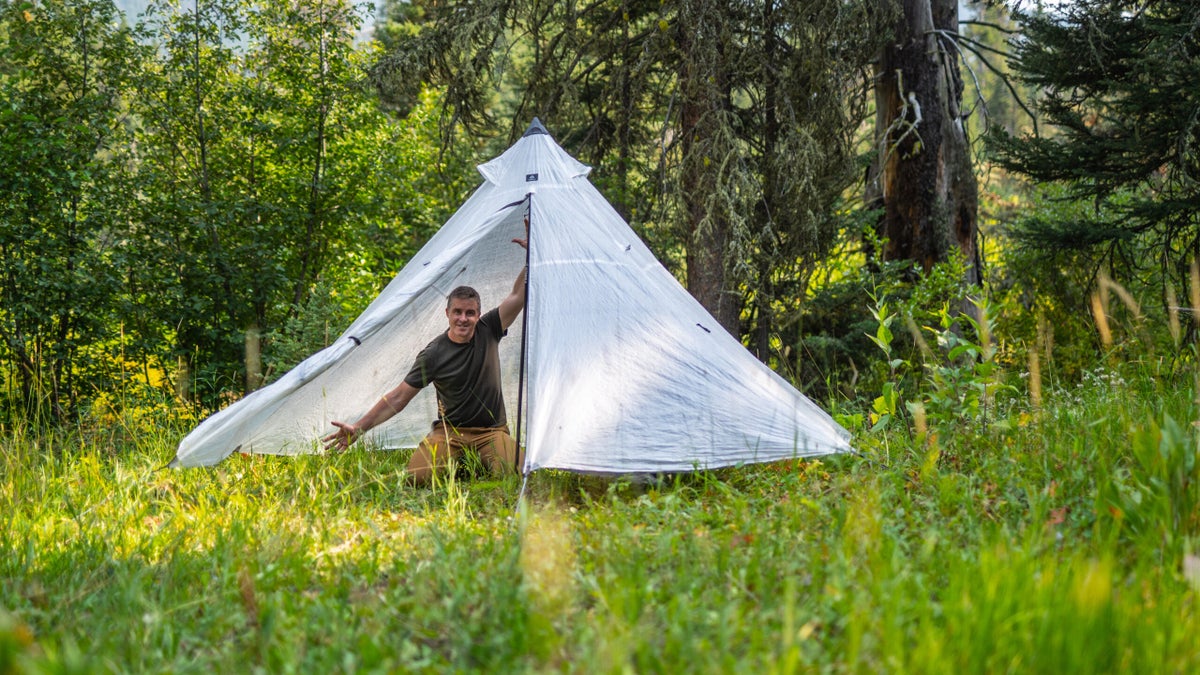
(446, 285), (481, 310)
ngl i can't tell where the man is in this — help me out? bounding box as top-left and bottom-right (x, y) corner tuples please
(323, 231), (527, 485)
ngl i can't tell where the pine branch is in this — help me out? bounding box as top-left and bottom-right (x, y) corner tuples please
(932, 29), (1039, 136)
(960, 19), (1018, 35)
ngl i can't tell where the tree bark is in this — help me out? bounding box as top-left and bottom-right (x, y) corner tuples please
(870, 0), (979, 283)
(678, 0), (740, 335)
(245, 324), (263, 393)
(176, 353), (191, 401)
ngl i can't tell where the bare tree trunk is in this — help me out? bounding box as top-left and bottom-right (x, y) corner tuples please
(871, 0), (979, 283)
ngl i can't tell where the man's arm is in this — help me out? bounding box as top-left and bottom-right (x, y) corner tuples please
(323, 381), (420, 451)
(498, 266), (526, 330)
(498, 224), (529, 330)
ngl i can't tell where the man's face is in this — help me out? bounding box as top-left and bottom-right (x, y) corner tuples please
(445, 297), (481, 343)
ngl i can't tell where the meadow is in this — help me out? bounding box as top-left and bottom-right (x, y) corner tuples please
(2, 357), (1199, 672)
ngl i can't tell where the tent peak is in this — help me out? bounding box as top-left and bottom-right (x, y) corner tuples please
(523, 118), (549, 137)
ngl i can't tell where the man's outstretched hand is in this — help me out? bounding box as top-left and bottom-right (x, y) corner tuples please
(322, 420), (360, 451)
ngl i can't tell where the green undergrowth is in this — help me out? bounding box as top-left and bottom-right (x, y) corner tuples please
(2, 365), (1199, 673)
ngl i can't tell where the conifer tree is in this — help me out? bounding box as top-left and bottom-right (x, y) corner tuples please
(989, 0), (1200, 283)
(370, 0), (889, 346)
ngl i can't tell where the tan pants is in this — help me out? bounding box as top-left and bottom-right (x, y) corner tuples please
(405, 423), (521, 486)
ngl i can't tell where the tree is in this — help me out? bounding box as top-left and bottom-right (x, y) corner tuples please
(0, 0), (140, 421)
(126, 0), (249, 400)
(989, 0), (1200, 294)
(125, 0), (454, 403)
(868, 0), (980, 284)
(960, 1), (1037, 141)
(371, 0), (889, 347)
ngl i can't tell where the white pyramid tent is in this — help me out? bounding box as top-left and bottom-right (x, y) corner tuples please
(171, 119), (852, 472)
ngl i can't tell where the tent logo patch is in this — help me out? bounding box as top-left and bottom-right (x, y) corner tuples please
(525, 173), (538, 182)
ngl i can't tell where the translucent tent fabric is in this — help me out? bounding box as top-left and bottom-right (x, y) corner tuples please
(171, 119), (852, 470)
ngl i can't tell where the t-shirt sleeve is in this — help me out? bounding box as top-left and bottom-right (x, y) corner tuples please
(403, 344), (435, 389)
(482, 307), (506, 340)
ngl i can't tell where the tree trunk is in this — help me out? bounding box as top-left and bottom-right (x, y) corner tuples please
(176, 353), (190, 401)
(295, 3), (330, 309)
(245, 324), (263, 393)
(678, 0), (740, 335)
(753, 0), (781, 360)
(870, 0), (979, 283)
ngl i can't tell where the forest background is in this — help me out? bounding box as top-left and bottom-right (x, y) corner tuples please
(3, 0), (1195, 428)
(3, 0), (1200, 671)
(5, 0), (1197, 429)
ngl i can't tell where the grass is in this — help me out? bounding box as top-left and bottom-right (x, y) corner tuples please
(2, 361), (1199, 673)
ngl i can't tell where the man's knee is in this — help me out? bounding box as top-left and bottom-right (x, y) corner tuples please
(482, 434), (520, 475)
(406, 439), (453, 486)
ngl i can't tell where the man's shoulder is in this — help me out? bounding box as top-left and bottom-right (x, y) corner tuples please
(405, 332), (452, 388)
(419, 331), (454, 358)
(480, 307), (504, 338)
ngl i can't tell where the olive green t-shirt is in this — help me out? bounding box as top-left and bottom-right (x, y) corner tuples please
(403, 308), (508, 428)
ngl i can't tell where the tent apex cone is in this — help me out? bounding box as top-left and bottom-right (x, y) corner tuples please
(523, 117), (550, 137)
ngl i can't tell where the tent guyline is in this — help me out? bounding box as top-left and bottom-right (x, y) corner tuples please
(170, 117), (853, 473)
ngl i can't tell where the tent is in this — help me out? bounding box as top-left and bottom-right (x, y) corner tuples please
(171, 119), (852, 472)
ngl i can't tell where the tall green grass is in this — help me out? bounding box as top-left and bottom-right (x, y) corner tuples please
(2, 361), (1198, 673)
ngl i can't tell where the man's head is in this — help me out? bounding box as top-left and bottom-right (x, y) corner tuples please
(445, 286), (482, 344)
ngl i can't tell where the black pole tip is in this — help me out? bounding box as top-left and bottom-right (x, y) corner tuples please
(523, 118), (549, 137)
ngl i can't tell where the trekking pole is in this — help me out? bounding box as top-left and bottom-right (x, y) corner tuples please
(514, 194), (532, 475)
